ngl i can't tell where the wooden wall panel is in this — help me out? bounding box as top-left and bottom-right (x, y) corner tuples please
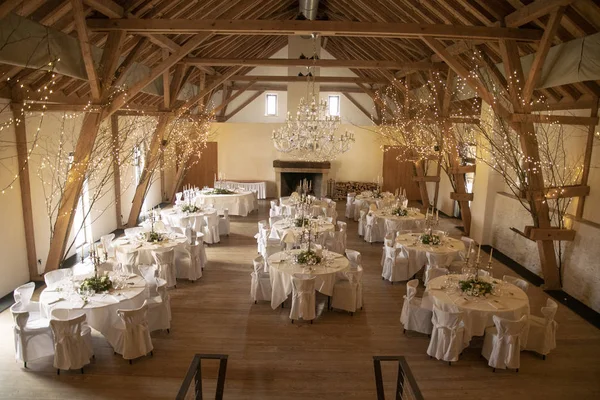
(382, 146), (421, 200)
(182, 142), (218, 189)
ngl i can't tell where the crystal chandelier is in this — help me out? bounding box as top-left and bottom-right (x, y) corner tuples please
(272, 34), (354, 162)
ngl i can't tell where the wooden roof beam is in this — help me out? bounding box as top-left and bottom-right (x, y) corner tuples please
(87, 19), (544, 41)
(183, 58), (444, 70)
(225, 76), (388, 84)
(505, 0), (575, 27)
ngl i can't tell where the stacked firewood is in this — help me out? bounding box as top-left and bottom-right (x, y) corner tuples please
(333, 181), (378, 200)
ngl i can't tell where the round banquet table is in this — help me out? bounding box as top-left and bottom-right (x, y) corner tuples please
(39, 273), (149, 336)
(195, 190), (257, 216)
(426, 274), (530, 343)
(267, 250), (349, 310)
(160, 207), (217, 228)
(352, 193), (394, 220)
(365, 209), (425, 240)
(113, 233), (188, 265)
(395, 233), (465, 275)
(271, 218), (335, 241)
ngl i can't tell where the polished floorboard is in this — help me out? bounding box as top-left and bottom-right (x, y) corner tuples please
(0, 200), (599, 399)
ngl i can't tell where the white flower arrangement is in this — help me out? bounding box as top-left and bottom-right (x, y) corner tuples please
(419, 233), (441, 245)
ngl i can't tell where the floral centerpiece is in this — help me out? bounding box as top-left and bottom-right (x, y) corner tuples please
(139, 230), (165, 243)
(295, 250), (322, 266)
(209, 188), (235, 195)
(419, 232), (441, 245)
(459, 278), (494, 297)
(181, 204), (200, 213)
(294, 217), (310, 227)
(391, 207), (408, 217)
(290, 191), (301, 202)
(80, 274), (112, 293)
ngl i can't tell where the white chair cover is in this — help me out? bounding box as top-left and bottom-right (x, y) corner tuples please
(503, 275), (529, 293)
(424, 266), (449, 285)
(460, 237), (476, 260)
(345, 192), (356, 219)
(44, 268), (73, 289)
(255, 221), (269, 255)
(364, 213), (382, 243)
(427, 306), (466, 362)
(270, 205), (282, 218)
(218, 208), (230, 236)
(525, 299), (558, 357)
(202, 211), (220, 244)
(262, 239), (282, 261)
(108, 302), (153, 360)
(426, 252), (455, 268)
(50, 313), (94, 371)
(10, 302), (53, 366)
(14, 282), (42, 320)
(175, 242), (204, 281)
(124, 227), (144, 238)
(152, 248), (176, 288)
(358, 210), (367, 237)
(289, 274), (317, 322)
(116, 249), (138, 274)
(345, 249), (362, 269)
(250, 256), (271, 303)
(270, 200), (278, 209)
(269, 215), (284, 227)
(100, 233), (116, 258)
(482, 314), (528, 370)
(331, 266), (363, 313)
(138, 265), (171, 333)
(399, 279), (433, 335)
(382, 244), (410, 282)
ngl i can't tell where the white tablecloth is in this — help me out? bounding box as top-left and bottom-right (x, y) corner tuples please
(426, 274), (530, 342)
(215, 180), (266, 199)
(395, 233), (465, 276)
(113, 234), (187, 265)
(39, 274), (148, 336)
(364, 209), (425, 241)
(160, 207), (216, 228)
(271, 218), (335, 241)
(267, 250), (349, 309)
(195, 191), (257, 216)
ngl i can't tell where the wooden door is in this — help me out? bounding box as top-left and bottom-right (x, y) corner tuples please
(182, 142), (218, 188)
(382, 145), (421, 200)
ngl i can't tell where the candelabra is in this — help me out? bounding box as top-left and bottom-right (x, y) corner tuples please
(89, 246), (101, 278)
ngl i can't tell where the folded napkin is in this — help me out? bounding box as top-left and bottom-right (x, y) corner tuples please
(488, 300), (506, 310)
(47, 297), (65, 305)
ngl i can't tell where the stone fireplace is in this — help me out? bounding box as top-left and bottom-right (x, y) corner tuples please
(273, 160), (330, 198)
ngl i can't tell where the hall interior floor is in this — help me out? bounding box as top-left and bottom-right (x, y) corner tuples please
(0, 200), (598, 399)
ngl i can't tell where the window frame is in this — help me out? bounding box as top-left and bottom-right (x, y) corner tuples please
(328, 94), (341, 117)
(265, 93), (278, 117)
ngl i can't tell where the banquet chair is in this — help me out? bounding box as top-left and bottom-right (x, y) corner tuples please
(525, 299), (558, 359)
(503, 275), (530, 293)
(364, 213), (380, 243)
(255, 221), (269, 254)
(10, 301), (54, 368)
(382, 243), (410, 283)
(202, 211), (220, 244)
(337, 221), (347, 250)
(270, 205), (282, 218)
(381, 233), (394, 266)
(427, 306), (466, 365)
(345, 192), (356, 219)
(152, 248), (177, 288)
(138, 265), (171, 333)
(426, 252), (455, 268)
(175, 241), (203, 281)
(384, 219), (403, 237)
(50, 309), (93, 361)
(424, 267), (449, 286)
(460, 237), (476, 260)
(263, 238), (283, 261)
(13, 282), (42, 321)
(358, 210), (367, 237)
(270, 200), (278, 209)
(44, 268), (73, 289)
(269, 215), (284, 227)
(100, 233), (116, 258)
(124, 227), (144, 238)
(331, 266), (363, 314)
(108, 302), (154, 364)
(482, 314), (528, 372)
(189, 215), (204, 233)
(289, 274), (317, 323)
(116, 248), (138, 275)
(49, 313), (94, 374)
(400, 279), (433, 335)
(345, 249), (362, 269)
(218, 208), (230, 236)
(250, 256), (271, 303)
(323, 231), (345, 255)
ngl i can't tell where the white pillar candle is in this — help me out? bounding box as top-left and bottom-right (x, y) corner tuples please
(489, 248), (494, 263)
(477, 244), (481, 261)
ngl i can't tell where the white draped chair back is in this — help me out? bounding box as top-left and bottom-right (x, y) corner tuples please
(503, 275), (529, 293)
(345, 249), (362, 269)
(218, 208), (230, 236)
(49, 313), (93, 372)
(424, 266), (449, 285)
(382, 233), (394, 266)
(109, 302), (153, 361)
(263, 239), (283, 261)
(382, 243), (410, 282)
(364, 213), (379, 243)
(345, 192), (356, 219)
(331, 266), (363, 314)
(175, 242), (204, 282)
(51, 309), (93, 360)
(426, 252), (455, 268)
(525, 299), (558, 358)
(289, 274), (317, 322)
(460, 237), (476, 260)
(270, 200), (278, 209)
(250, 255), (271, 303)
(10, 301), (54, 367)
(269, 215), (284, 227)
(13, 282), (42, 320)
(400, 279), (433, 335)
(358, 210), (367, 236)
(482, 314), (528, 370)
(384, 219), (401, 237)
(269, 205), (282, 218)
(202, 211), (220, 244)
(188, 215), (204, 233)
(138, 265), (160, 297)
(100, 233), (116, 258)
(138, 266), (171, 333)
(116, 248), (138, 274)
(124, 227), (144, 238)
(44, 268), (73, 289)
(255, 221), (269, 255)
(152, 248), (176, 288)
(427, 306), (466, 363)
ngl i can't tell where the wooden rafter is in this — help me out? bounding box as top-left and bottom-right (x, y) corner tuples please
(342, 92), (377, 124)
(183, 58), (443, 70)
(71, 0), (101, 100)
(222, 91), (264, 121)
(212, 81), (255, 115)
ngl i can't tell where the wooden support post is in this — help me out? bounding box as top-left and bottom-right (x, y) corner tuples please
(110, 115), (123, 228)
(11, 99), (40, 280)
(168, 159), (190, 203)
(576, 96), (599, 218)
(45, 112), (103, 272)
(126, 115), (170, 227)
(413, 159), (430, 210)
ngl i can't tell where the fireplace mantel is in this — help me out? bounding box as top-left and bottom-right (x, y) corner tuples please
(272, 160), (331, 170)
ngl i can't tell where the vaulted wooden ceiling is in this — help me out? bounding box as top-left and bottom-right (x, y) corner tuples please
(0, 0), (599, 113)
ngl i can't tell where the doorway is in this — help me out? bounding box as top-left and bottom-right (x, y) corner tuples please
(182, 142), (218, 189)
(382, 145), (421, 201)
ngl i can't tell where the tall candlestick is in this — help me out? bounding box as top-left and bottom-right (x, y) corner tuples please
(477, 244), (481, 262)
(488, 248), (494, 263)
(436, 210), (439, 220)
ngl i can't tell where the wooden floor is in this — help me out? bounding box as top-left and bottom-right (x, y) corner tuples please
(1, 200), (599, 399)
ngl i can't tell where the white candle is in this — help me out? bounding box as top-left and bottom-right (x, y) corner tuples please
(489, 248), (494, 263)
(436, 210), (439, 220)
(477, 244), (481, 261)
(467, 241), (472, 257)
